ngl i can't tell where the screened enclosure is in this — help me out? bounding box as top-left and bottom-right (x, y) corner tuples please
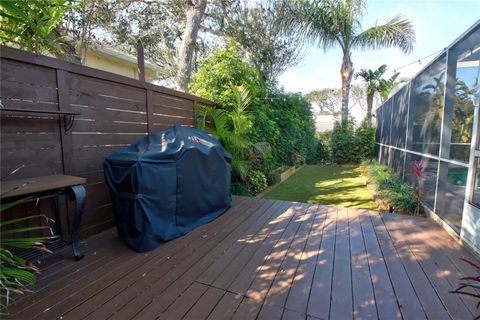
(375, 21), (480, 255)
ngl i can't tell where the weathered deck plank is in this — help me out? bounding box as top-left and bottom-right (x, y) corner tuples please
(9, 196), (480, 320)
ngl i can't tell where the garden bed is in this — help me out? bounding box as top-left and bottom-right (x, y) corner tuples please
(360, 161), (422, 216)
(270, 165), (297, 184)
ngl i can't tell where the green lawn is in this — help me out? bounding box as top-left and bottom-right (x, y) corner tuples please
(262, 165), (377, 210)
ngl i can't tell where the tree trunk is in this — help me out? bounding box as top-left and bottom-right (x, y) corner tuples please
(340, 51), (353, 123)
(176, 0), (208, 92)
(366, 93), (374, 127)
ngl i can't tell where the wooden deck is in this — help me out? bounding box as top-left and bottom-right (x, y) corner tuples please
(9, 196), (480, 319)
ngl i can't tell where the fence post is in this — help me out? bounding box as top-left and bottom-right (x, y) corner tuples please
(146, 89), (154, 133)
(57, 69), (74, 175)
(137, 40), (145, 82)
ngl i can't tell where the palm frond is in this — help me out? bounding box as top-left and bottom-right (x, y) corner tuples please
(284, 0), (340, 52)
(353, 15), (415, 54)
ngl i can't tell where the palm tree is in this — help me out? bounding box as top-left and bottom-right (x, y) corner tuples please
(355, 64), (387, 127)
(287, 0), (415, 122)
(378, 72), (401, 103)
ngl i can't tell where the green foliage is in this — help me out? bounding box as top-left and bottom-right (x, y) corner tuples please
(197, 85), (254, 180)
(250, 91), (318, 168)
(0, 0), (79, 55)
(362, 160), (418, 214)
(0, 192), (52, 313)
(317, 131), (332, 164)
(355, 121), (376, 159)
(190, 40), (262, 109)
(330, 120), (376, 164)
(191, 42), (318, 181)
(246, 170), (268, 195)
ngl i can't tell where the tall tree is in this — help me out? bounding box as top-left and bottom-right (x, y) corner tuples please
(209, 0), (304, 84)
(287, 0), (415, 122)
(305, 88), (342, 116)
(176, 0), (207, 92)
(355, 64), (387, 126)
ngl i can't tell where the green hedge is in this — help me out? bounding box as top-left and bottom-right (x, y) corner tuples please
(321, 120), (376, 164)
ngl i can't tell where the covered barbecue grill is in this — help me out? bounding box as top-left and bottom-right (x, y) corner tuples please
(104, 125), (232, 252)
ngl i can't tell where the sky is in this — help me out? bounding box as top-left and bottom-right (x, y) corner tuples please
(278, 0), (480, 119)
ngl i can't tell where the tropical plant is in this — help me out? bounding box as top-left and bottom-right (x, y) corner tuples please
(0, 190), (52, 313)
(355, 65), (387, 126)
(411, 160), (424, 215)
(197, 85), (257, 180)
(0, 0), (79, 55)
(450, 258), (480, 319)
(378, 72), (401, 103)
(287, 0), (415, 122)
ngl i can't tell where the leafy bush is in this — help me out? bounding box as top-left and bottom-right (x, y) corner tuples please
(355, 121), (376, 159)
(0, 0), (79, 55)
(250, 90), (318, 167)
(361, 160), (418, 214)
(246, 170), (268, 195)
(191, 42), (318, 185)
(317, 131), (332, 164)
(190, 39), (262, 110)
(330, 120), (376, 164)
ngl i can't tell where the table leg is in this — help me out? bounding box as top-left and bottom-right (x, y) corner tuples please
(67, 185), (86, 260)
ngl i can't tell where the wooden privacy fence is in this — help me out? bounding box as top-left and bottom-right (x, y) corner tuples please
(0, 46), (215, 238)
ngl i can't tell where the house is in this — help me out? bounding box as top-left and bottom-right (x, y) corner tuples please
(81, 44), (161, 82)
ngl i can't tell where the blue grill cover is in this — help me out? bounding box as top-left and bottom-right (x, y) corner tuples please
(104, 125), (232, 252)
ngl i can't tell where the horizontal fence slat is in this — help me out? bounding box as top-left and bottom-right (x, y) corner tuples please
(1, 59), (57, 86)
(70, 104), (148, 123)
(0, 99), (59, 112)
(1, 115), (60, 133)
(73, 118), (148, 134)
(1, 80), (58, 103)
(71, 132), (147, 147)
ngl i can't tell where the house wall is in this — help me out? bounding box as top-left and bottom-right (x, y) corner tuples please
(83, 50), (156, 82)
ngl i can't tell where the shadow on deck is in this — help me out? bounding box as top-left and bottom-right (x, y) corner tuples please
(9, 196), (480, 319)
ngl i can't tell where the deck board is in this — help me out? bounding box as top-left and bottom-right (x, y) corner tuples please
(9, 196), (480, 320)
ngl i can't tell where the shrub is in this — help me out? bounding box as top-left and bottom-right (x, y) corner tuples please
(355, 121), (376, 159)
(190, 42), (318, 180)
(190, 39), (262, 110)
(317, 131), (332, 164)
(330, 120), (376, 164)
(246, 170), (268, 195)
(251, 91), (318, 167)
(331, 121), (357, 164)
(361, 160), (419, 215)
